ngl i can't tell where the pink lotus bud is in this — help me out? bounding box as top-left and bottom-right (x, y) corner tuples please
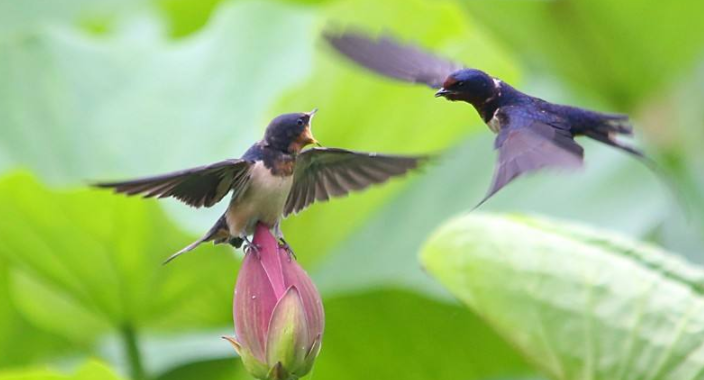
(224, 224), (324, 380)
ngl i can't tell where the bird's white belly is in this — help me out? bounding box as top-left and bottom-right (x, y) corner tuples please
(487, 109), (501, 134)
(226, 161), (293, 237)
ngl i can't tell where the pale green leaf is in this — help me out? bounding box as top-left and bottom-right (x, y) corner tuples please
(422, 213), (704, 380)
(0, 0), (315, 184)
(0, 0), (139, 40)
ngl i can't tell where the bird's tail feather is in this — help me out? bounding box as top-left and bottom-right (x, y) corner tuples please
(584, 130), (649, 164)
(163, 238), (207, 265)
(162, 215), (229, 265)
(603, 116), (633, 136)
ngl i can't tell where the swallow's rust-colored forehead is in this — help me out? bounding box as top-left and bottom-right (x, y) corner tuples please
(442, 76), (458, 88)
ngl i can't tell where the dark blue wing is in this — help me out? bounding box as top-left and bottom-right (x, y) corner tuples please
(475, 107), (584, 208)
(324, 30), (463, 89)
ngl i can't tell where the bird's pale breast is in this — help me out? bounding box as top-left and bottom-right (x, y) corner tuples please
(226, 161), (293, 237)
(487, 108), (502, 134)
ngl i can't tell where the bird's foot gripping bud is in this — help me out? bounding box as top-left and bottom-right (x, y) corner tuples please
(242, 236), (262, 258)
(228, 223), (324, 380)
(278, 238), (297, 260)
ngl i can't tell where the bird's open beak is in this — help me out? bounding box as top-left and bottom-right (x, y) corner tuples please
(303, 108), (320, 147)
(434, 88), (450, 98)
(303, 128), (320, 147)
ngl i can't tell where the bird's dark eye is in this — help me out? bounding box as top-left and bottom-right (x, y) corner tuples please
(297, 119), (304, 126)
(456, 81), (465, 87)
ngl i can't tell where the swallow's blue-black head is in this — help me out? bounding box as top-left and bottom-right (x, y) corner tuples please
(435, 69), (497, 106)
(264, 109), (319, 153)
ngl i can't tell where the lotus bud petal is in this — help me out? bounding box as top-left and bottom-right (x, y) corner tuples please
(232, 224), (324, 380)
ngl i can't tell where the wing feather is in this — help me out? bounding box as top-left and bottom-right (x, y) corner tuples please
(94, 159), (253, 208)
(475, 108), (584, 208)
(324, 30), (463, 89)
(284, 148), (428, 216)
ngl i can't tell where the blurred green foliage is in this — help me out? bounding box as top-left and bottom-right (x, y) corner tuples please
(0, 360), (125, 380)
(464, 0), (704, 110)
(0, 174), (235, 344)
(0, 0), (702, 379)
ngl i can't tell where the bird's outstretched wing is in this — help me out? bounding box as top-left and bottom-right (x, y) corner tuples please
(94, 159), (253, 208)
(284, 147), (428, 216)
(476, 108), (584, 208)
(324, 30), (463, 89)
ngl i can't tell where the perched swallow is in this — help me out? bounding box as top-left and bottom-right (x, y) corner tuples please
(324, 30), (652, 207)
(95, 110), (427, 263)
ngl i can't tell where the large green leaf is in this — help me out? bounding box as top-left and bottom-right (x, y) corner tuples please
(0, 0), (314, 184)
(0, 258), (74, 367)
(0, 173), (236, 349)
(155, 358), (247, 380)
(299, 288), (534, 380)
(422, 213), (704, 380)
(0, 0), (140, 40)
(462, 0), (704, 109)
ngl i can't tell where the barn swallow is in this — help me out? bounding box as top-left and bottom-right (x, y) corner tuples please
(324, 30), (653, 207)
(95, 110), (427, 263)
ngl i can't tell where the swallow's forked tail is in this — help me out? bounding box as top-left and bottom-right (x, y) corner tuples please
(162, 215), (229, 265)
(603, 114), (633, 136)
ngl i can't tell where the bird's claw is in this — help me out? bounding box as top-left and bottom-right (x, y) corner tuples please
(243, 237), (261, 258)
(278, 238), (297, 260)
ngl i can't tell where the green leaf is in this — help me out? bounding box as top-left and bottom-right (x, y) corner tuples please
(0, 360), (125, 380)
(156, 0), (225, 37)
(462, 0), (704, 109)
(0, 0), (139, 40)
(155, 358), (249, 380)
(422, 213), (704, 380)
(314, 288), (534, 380)
(0, 172), (236, 347)
(0, 258), (73, 366)
(0, 0), (315, 185)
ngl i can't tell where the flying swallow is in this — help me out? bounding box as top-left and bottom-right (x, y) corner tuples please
(95, 110), (427, 263)
(324, 30), (653, 207)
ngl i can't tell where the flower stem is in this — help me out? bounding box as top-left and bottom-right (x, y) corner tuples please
(121, 324), (147, 380)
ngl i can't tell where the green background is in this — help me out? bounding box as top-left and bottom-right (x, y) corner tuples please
(0, 0), (702, 379)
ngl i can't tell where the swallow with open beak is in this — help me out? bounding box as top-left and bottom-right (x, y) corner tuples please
(324, 30), (655, 207)
(95, 110), (428, 263)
